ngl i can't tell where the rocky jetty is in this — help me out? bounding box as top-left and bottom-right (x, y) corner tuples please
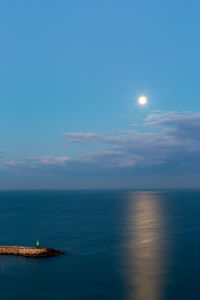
(0, 246), (65, 258)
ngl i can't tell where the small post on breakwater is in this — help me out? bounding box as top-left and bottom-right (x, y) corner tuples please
(36, 240), (40, 249)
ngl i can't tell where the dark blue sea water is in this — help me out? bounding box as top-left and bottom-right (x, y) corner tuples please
(0, 190), (200, 300)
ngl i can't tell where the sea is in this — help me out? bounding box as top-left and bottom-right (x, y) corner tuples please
(0, 189), (200, 300)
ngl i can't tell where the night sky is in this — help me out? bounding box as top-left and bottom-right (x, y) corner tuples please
(1, 0), (200, 189)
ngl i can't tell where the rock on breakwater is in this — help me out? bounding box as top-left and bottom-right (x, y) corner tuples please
(0, 246), (65, 257)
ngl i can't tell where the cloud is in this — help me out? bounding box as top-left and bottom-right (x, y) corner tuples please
(4, 161), (22, 167)
(144, 111), (200, 151)
(37, 156), (70, 166)
(80, 150), (139, 167)
(43, 111), (200, 173)
(64, 111), (200, 172)
(4, 156), (70, 168)
(63, 132), (101, 143)
(2, 110), (200, 189)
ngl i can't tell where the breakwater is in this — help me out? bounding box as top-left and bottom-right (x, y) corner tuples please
(0, 246), (65, 257)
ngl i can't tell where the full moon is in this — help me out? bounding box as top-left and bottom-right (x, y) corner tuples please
(138, 96), (148, 105)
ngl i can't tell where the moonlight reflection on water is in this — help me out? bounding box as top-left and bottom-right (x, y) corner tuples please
(126, 192), (168, 300)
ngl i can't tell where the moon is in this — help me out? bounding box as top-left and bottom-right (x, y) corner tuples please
(138, 96), (148, 105)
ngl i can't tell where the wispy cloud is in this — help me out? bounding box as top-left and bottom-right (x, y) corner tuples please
(80, 150), (139, 167)
(63, 132), (101, 143)
(4, 156), (70, 168)
(4, 161), (23, 167)
(36, 156), (70, 166)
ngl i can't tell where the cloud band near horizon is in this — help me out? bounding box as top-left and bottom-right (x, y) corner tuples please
(1, 111), (200, 189)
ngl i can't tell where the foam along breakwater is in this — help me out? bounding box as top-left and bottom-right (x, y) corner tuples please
(0, 246), (65, 257)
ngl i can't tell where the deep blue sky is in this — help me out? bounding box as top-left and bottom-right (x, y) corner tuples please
(1, 0), (200, 189)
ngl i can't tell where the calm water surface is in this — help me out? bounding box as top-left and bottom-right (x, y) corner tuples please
(0, 190), (199, 300)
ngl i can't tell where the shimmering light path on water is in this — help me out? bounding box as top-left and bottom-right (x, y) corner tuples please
(0, 190), (200, 299)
